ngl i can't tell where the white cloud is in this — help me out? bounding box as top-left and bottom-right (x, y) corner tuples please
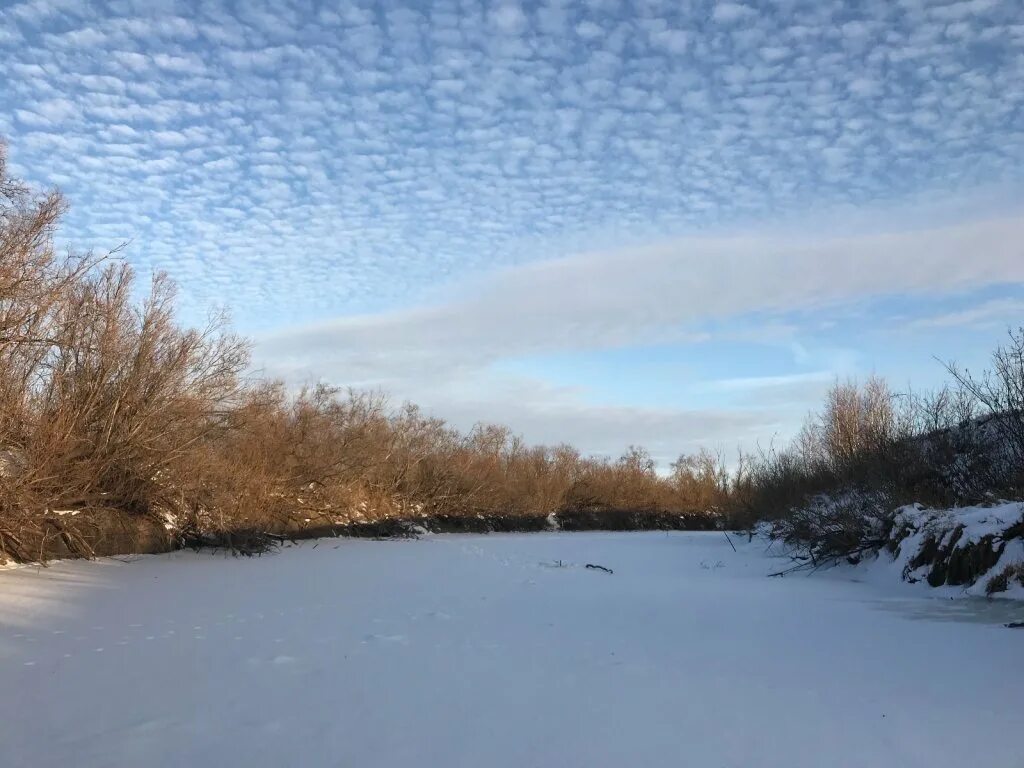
(576, 20), (604, 40)
(110, 50), (150, 72)
(929, 0), (1001, 21)
(709, 371), (836, 392)
(259, 212), (1024, 365)
(491, 2), (528, 34)
(712, 2), (757, 24)
(905, 298), (1024, 330)
(255, 212), (1024, 456)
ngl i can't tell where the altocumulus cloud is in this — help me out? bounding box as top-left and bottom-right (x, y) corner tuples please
(2, 0), (1024, 461)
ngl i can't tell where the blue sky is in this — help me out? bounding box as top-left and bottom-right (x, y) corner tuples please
(2, 0), (1023, 465)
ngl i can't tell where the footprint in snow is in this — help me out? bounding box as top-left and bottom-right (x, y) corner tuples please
(362, 633), (409, 645)
(246, 654), (298, 666)
(422, 611), (452, 621)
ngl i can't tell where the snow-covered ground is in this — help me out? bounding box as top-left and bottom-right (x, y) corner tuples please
(1, 532), (1021, 768)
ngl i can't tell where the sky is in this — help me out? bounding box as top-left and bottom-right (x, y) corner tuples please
(2, 0), (1024, 466)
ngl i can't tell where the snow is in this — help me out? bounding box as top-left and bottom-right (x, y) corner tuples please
(884, 501), (1024, 597)
(896, 501), (1022, 549)
(1, 532), (1022, 768)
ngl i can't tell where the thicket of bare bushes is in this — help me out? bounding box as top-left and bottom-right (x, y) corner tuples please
(733, 335), (1024, 574)
(0, 145), (726, 561)
(1, 146), (253, 560)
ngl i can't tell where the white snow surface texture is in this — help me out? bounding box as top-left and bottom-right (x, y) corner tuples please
(1, 532), (1021, 768)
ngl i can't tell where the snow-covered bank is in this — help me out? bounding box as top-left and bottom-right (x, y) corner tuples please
(1, 532), (1021, 768)
(767, 499), (1024, 600)
(886, 501), (1024, 599)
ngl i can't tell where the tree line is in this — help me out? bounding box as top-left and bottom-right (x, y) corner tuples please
(0, 143), (729, 560)
(2, 140), (1021, 562)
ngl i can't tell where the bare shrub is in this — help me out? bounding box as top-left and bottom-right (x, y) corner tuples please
(734, 346), (1024, 563)
(2, 265), (249, 552)
(769, 492), (893, 572)
(0, 145), (248, 559)
(946, 328), (1024, 489)
(671, 448), (729, 514)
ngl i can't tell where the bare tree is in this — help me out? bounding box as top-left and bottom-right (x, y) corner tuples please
(946, 327), (1024, 477)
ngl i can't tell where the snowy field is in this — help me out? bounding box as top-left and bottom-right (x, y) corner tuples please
(1, 532), (1021, 768)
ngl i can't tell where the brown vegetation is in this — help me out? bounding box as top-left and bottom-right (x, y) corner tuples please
(3, 141), (1020, 567)
(0, 145), (726, 562)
